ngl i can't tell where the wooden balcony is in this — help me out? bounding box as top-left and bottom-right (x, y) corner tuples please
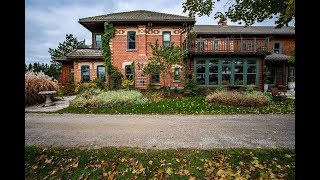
(184, 37), (270, 55)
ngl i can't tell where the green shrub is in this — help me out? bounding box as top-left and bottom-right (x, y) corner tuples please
(246, 84), (256, 93)
(121, 79), (134, 89)
(25, 71), (59, 105)
(75, 82), (98, 94)
(58, 83), (76, 96)
(92, 77), (105, 89)
(205, 91), (271, 107)
(70, 89), (148, 107)
(183, 78), (200, 96)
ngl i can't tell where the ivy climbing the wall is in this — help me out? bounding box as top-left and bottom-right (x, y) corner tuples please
(102, 21), (123, 89)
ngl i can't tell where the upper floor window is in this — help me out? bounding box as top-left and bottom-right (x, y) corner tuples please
(162, 31), (171, 47)
(273, 42), (281, 54)
(81, 65), (90, 82)
(125, 65), (133, 80)
(127, 31), (136, 50)
(95, 34), (102, 48)
(97, 65), (106, 79)
(174, 68), (180, 81)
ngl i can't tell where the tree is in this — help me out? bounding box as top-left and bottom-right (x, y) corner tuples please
(48, 34), (88, 80)
(288, 49), (295, 63)
(182, 0), (295, 28)
(144, 39), (185, 90)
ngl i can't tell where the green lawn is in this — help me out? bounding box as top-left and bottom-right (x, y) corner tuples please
(25, 146), (295, 179)
(58, 96), (295, 114)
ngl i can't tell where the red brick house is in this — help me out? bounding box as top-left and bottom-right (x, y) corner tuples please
(54, 10), (295, 91)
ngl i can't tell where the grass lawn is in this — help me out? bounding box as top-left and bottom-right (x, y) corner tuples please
(58, 96), (295, 114)
(25, 146), (295, 179)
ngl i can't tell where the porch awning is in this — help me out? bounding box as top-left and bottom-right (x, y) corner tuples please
(265, 53), (290, 61)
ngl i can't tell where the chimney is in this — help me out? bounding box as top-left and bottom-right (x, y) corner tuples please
(218, 21), (227, 26)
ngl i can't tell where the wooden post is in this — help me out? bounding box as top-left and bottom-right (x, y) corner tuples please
(240, 37), (243, 52)
(254, 37), (257, 52)
(227, 37), (230, 52)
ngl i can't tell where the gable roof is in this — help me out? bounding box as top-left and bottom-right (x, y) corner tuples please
(79, 10), (195, 23)
(194, 25), (295, 35)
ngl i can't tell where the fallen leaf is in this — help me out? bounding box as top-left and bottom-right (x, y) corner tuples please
(183, 169), (190, 176)
(120, 158), (126, 162)
(31, 165), (38, 170)
(166, 167), (173, 175)
(285, 154), (292, 158)
(50, 169), (58, 175)
(189, 176), (196, 180)
(175, 158), (180, 162)
(45, 158), (52, 164)
(148, 160), (153, 165)
(39, 154), (45, 160)
(73, 161), (79, 168)
(216, 169), (225, 176)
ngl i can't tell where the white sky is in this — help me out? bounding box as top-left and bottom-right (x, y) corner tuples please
(26, 0), (285, 65)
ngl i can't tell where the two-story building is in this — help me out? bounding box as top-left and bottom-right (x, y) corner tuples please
(54, 10), (295, 91)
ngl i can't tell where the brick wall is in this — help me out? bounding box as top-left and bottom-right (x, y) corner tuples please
(110, 25), (186, 88)
(59, 61), (72, 83)
(73, 60), (104, 83)
(269, 38), (295, 55)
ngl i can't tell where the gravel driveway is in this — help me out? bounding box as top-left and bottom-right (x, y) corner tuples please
(25, 113), (295, 149)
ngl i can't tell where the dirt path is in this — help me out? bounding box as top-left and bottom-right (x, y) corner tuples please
(25, 113), (295, 149)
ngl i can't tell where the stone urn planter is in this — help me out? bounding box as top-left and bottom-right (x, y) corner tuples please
(288, 81), (295, 91)
(264, 84), (269, 92)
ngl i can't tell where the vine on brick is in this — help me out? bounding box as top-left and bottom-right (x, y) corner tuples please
(102, 21), (123, 89)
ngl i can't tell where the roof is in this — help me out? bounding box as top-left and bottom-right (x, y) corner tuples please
(66, 49), (103, 59)
(265, 53), (290, 61)
(79, 10), (195, 22)
(194, 25), (295, 35)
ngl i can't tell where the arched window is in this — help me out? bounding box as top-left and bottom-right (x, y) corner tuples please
(81, 65), (90, 81)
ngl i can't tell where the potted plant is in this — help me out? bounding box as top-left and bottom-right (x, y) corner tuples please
(263, 67), (271, 92)
(288, 75), (295, 91)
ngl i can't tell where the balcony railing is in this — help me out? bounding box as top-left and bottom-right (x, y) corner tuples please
(184, 37), (269, 54)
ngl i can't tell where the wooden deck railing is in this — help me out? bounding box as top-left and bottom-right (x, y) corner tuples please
(184, 37), (269, 54)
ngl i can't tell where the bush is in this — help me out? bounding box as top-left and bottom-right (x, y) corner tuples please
(183, 78), (200, 96)
(92, 77), (105, 89)
(205, 91), (271, 107)
(75, 82), (98, 94)
(58, 83), (76, 96)
(246, 85), (256, 93)
(70, 89), (148, 107)
(25, 71), (59, 105)
(121, 79), (134, 89)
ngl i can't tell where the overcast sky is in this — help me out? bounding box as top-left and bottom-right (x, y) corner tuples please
(26, 0), (280, 65)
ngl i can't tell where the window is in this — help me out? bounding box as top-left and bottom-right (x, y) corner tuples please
(152, 74), (160, 84)
(81, 65), (90, 82)
(97, 65), (105, 79)
(162, 31), (171, 47)
(195, 59), (258, 87)
(273, 43), (281, 54)
(208, 60), (218, 85)
(70, 67), (74, 82)
(125, 65), (133, 80)
(234, 60), (243, 85)
(127, 31), (136, 49)
(195, 60), (206, 85)
(95, 34), (102, 48)
(222, 60), (231, 85)
(174, 68), (180, 81)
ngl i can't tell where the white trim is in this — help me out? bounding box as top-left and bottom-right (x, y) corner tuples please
(78, 62), (92, 70)
(94, 62), (104, 69)
(122, 61), (133, 69)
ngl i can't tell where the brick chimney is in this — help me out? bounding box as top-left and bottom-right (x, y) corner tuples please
(218, 21), (227, 26)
